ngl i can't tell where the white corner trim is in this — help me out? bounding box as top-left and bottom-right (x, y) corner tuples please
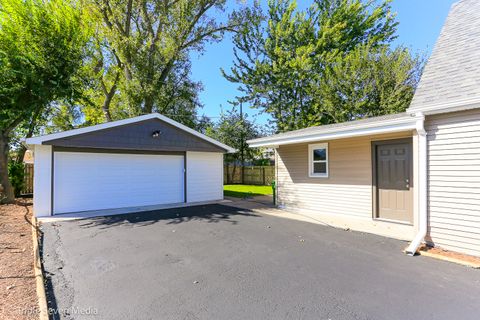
(248, 115), (420, 148)
(308, 143), (329, 178)
(25, 113), (236, 153)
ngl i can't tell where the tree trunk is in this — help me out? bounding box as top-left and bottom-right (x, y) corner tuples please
(15, 111), (39, 164)
(144, 93), (154, 114)
(100, 73), (119, 122)
(102, 93), (114, 122)
(15, 144), (27, 165)
(226, 163), (230, 184)
(0, 133), (15, 203)
(232, 164), (237, 184)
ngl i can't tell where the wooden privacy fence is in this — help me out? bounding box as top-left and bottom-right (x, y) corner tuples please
(23, 163), (34, 195)
(224, 165), (275, 186)
(21, 163), (275, 193)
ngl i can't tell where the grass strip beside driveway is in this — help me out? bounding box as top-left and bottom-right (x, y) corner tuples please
(223, 184), (273, 198)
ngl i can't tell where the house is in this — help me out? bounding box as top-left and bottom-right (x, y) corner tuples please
(25, 113), (234, 217)
(248, 0), (480, 257)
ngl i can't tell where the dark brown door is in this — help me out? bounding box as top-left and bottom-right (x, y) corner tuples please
(374, 140), (413, 223)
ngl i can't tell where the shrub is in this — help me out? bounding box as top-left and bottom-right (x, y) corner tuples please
(8, 161), (25, 197)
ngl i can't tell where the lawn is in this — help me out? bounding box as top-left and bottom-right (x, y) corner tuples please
(223, 184), (273, 198)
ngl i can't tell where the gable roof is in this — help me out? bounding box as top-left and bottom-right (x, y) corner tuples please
(248, 113), (422, 148)
(25, 113), (235, 153)
(408, 0), (480, 114)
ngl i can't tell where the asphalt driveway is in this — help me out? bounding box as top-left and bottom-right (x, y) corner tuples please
(41, 204), (480, 320)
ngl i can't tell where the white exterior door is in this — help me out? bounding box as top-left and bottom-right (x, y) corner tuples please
(53, 152), (184, 214)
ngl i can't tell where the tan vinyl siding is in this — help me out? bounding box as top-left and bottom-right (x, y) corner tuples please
(276, 132), (413, 219)
(426, 109), (480, 257)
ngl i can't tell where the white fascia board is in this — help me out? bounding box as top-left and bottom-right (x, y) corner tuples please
(248, 116), (420, 148)
(407, 97), (480, 116)
(25, 114), (157, 145)
(25, 113), (236, 153)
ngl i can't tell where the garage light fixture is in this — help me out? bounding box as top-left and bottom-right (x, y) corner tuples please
(151, 130), (162, 138)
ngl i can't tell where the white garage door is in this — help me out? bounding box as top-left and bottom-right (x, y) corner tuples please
(53, 152), (184, 214)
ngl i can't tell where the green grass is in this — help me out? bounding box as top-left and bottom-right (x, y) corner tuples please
(224, 184), (273, 198)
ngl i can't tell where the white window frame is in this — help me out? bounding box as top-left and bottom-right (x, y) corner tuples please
(308, 143), (329, 178)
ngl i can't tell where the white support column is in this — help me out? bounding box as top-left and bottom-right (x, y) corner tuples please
(405, 113), (427, 255)
(33, 145), (53, 217)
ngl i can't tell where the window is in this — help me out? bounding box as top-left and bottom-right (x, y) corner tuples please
(308, 143), (328, 177)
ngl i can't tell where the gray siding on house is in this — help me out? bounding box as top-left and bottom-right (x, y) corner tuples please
(43, 118), (226, 153)
(426, 109), (480, 256)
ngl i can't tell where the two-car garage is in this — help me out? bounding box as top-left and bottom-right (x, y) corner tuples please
(53, 152), (185, 214)
(26, 113), (233, 217)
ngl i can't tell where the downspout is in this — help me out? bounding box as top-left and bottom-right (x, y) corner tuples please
(405, 113), (427, 256)
(274, 147), (279, 207)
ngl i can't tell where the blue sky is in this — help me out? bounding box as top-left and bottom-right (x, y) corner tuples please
(189, 0), (458, 124)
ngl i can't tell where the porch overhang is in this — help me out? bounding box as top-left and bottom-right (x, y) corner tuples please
(248, 113), (423, 148)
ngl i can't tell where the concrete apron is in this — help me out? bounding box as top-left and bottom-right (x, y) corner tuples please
(38, 199), (231, 222)
(225, 196), (413, 242)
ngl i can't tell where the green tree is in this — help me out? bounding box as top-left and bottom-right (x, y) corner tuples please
(195, 115), (215, 134)
(317, 44), (424, 122)
(84, 0), (254, 126)
(7, 161), (25, 197)
(223, 0), (418, 132)
(206, 106), (263, 182)
(0, 0), (90, 203)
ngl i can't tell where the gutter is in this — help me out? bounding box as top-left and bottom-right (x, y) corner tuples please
(405, 113), (428, 256)
(248, 114), (421, 148)
(408, 97), (480, 116)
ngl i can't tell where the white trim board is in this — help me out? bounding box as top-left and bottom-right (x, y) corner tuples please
(308, 143), (329, 178)
(408, 97), (480, 116)
(25, 113), (236, 153)
(248, 114), (423, 148)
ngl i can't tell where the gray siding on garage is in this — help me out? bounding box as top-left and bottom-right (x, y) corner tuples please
(43, 118), (226, 152)
(426, 109), (480, 256)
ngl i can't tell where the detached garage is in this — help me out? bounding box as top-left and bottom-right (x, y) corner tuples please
(26, 113), (234, 217)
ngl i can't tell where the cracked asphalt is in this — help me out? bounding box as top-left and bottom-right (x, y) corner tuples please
(41, 204), (480, 320)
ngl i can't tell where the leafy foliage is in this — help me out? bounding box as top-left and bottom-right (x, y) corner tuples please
(0, 0), (91, 202)
(83, 0), (254, 126)
(7, 161), (24, 197)
(206, 106), (263, 165)
(223, 0), (422, 132)
(316, 44), (424, 122)
(0, 0), (91, 131)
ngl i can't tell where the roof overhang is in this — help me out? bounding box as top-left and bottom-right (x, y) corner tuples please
(407, 97), (480, 116)
(248, 113), (423, 148)
(25, 113), (236, 153)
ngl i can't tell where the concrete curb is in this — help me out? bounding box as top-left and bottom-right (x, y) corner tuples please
(32, 216), (49, 320)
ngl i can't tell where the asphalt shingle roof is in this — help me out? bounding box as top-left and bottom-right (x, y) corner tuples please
(408, 0), (480, 112)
